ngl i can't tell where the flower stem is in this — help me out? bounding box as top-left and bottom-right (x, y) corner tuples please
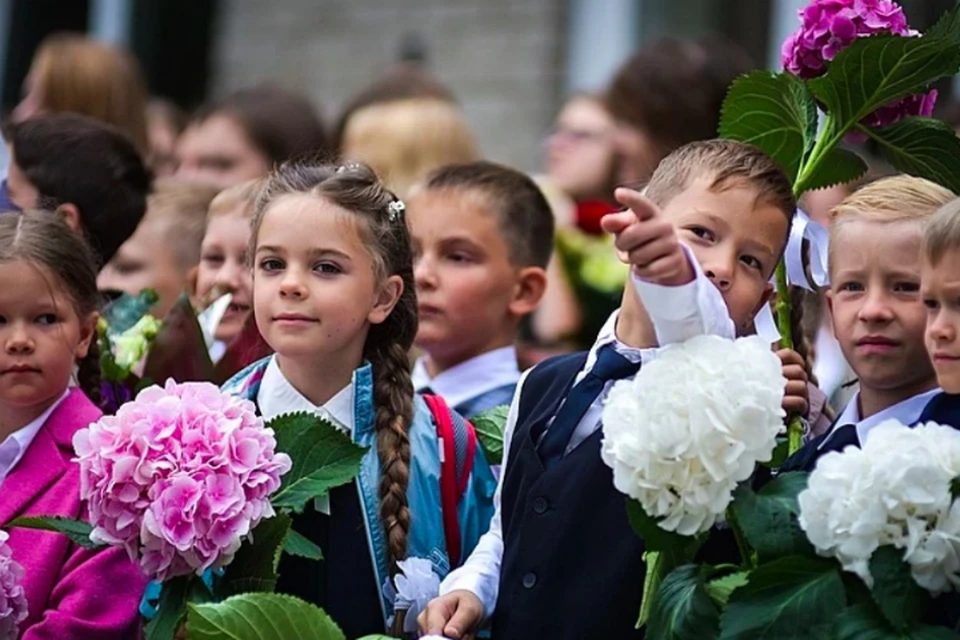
(726, 506), (754, 570)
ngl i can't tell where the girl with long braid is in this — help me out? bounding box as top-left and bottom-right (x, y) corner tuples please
(221, 162), (496, 637)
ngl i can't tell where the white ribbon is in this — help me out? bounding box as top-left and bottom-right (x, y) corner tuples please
(754, 300), (782, 345)
(196, 293), (233, 348)
(784, 209), (830, 291)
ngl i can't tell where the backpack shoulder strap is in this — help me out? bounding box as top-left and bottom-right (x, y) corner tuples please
(423, 394), (477, 568)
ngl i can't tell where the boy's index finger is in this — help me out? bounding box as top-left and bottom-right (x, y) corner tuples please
(614, 187), (659, 223)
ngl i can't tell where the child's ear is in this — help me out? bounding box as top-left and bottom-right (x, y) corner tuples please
(368, 275), (404, 325)
(75, 311), (99, 360)
(55, 203), (83, 233)
(509, 266), (549, 317)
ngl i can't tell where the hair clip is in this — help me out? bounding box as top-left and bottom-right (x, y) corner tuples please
(387, 199), (405, 222)
(337, 162), (361, 174)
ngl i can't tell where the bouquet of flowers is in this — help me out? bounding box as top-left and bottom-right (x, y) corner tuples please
(0, 531), (27, 640)
(11, 381), (387, 640)
(606, 2), (960, 637)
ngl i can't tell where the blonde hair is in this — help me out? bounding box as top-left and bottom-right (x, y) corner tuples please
(923, 197), (960, 266)
(830, 175), (956, 268)
(146, 178), (219, 269)
(29, 34), (149, 153)
(208, 178), (261, 220)
(341, 98), (480, 196)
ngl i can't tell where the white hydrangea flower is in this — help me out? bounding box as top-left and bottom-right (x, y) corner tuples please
(798, 420), (960, 594)
(600, 335), (786, 536)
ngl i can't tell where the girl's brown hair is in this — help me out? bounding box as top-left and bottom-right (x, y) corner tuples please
(251, 162), (417, 573)
(25, 34), (149, 153)
(0, 211), (102, 404)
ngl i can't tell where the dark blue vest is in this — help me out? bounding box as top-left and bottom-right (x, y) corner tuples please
(917, 391), (960, 426)
(491, 352), (646, 639)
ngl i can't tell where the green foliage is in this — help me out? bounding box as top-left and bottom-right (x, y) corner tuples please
(833, 604), (957, 640)
(472, 405), (508, 465)
(859, 117), (960, 194)
(283, 529), (323, 561)
(731, 472), (813, 562)
(705, 571), (750, 608)
(186, 593), (347, 640)
(142, 294), (215, 383)
(144, 576), (192, 640)
(102, 289), (159, 335)
(719, 71), (818, 184)
(269, 412), (367, 513)
(216, 514), (292, 598)
(648, 564), (721, 640)
(626, 499), (696, 555)
(7, 516), (101, 549)
(719, 556), (845, 639)
(799, 148), (868, 192)
(868, 546), (928, 631)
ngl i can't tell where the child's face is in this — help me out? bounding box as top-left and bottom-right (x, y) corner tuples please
(409, 188), (531, 366)
(196, 212), (252, 343)
(828, 219), (934, 395)
(252, 195), (401, 364)
(922, 249), (960, 393)
(175, 115), (269, 190)
(661, 175), (787, 331)
(0, 260), (95, 418)
(97, 214), (185, 317)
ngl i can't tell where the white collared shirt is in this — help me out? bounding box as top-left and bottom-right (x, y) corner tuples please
(438, 269), (713, 619)
(412, 346), (521, 409)
(257, 355), (354, 433)
(0, 390), (70, 485)
(819, 388), (942, 450)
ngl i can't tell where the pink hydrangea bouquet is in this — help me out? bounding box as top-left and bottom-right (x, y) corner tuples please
(611, 1), (960, 638)
(12, 381), (370, 640)
(0, 530), (27, 640)
(74, 381), (291, 581)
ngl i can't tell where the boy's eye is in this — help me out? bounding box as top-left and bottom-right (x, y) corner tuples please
(894, 282), (920, 293)
(687, 226), (715, 241)
(924, 298), (940, 310)
(202, 253), (225, 267)
(447, 252), (473, 264)
(313, 262), (342, 275)
(35, 313), (59, 325)
(838, 281), (863, 292)
(112, 261), (142, 275)
(259, 258), (284, 272)
(740, 255), (763, 271)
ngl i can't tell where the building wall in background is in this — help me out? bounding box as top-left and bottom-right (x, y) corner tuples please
(212, 0), (567, 173)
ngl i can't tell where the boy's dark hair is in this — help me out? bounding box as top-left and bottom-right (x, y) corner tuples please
(7, 113), (151, 265)
(194, 84), (329, 167)
(0, 210), (103, 405)
(421, 161), (555, 269)
(646, 139), (796, 230)
(606, 35), (754, 165)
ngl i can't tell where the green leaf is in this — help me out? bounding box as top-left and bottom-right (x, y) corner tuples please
(143, 575), (191, 640)
(7, 516), (102, 549)
(801, 148), (869, 192)
(471, 405), (508, 465)
(626, 499), (695, 555)
(269, 412), (367, 513)
(732, 472), (813, 562)
(859, 117), (960, 195)
(809, 12), (960, 133)
(102, 288), (159, 335)
(719, 556), (845, 639)
(186, 593), (347, 640)
(833, 604), (956, 640)
(283, 528), (323, 561)
(142, 294), (215, 384)
(705, 571), (749, 608)
(720, 71), (818, 184)
(868, 546), (927, 631)
(356, 637), (398, 640)
(647, 564), (721, 640)
(216, 513), (291, 598)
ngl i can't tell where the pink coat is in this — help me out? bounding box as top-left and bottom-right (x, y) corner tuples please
(1, 389), (146, 639)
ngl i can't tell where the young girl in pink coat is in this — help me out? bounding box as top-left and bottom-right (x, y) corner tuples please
(0, 211), (146, 639)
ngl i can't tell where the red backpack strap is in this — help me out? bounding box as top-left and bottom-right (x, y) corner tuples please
(423, 394), (477, 568)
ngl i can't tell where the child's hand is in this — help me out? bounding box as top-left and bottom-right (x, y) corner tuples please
(418, 590), (484, 640)
(778, 348), (810, 416)
(600, 187), (694, 287)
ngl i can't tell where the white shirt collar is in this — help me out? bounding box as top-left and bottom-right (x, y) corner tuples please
(824, 388), (942, 448)
(0, 389), (70, 484)
(257, 355), (354, 434)
(412, 346), (520, 409)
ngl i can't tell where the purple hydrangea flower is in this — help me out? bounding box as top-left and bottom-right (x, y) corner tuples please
(0, 530), (28, 640)
(781, 0), (936, 128)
